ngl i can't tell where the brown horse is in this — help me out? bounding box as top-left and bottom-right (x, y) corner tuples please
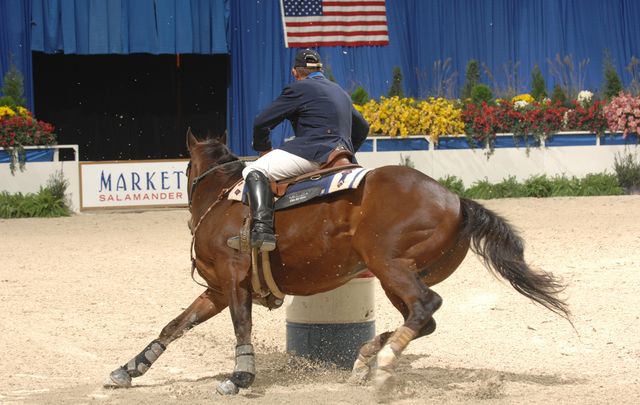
(107, 131), (569, 396)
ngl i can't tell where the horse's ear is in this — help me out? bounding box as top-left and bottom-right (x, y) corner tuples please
(186, 127), (198, 151)
(220, 129), (228, 146)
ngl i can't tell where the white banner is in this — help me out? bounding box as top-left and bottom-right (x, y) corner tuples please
(80, 160), (189, 210)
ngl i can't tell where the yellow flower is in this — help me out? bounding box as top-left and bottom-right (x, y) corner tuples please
(16, 106), (31, 116)
(512, 94), (534, 103)
(0, 106), (16, 118)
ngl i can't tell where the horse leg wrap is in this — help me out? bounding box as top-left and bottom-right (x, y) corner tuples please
(123, 340), (166, 377)
(350, 340), (378, 381)
(230, 344), (255, 388)
(376, 326), (417, 371)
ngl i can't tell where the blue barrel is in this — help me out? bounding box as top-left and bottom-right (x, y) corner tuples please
(285, 273), (376, 369)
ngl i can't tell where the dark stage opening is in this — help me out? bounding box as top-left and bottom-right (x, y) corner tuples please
(32, 53), (228, 161)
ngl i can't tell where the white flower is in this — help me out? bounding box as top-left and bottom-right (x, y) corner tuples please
(563, 110), (572, 128)
(514, 100), (529, 110)
(577, 90), (593, 107)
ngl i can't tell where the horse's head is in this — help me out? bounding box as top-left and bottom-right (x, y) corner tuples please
(185, 128), (243, 213)
(185, 128), (228, 179)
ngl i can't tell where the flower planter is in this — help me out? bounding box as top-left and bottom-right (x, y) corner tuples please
(494, 134), (541, 148)
(545, 133), (598, 147)
(435, 136), (475, 150)
(600, 133), (639, 145)
(0, 148), (55, 163)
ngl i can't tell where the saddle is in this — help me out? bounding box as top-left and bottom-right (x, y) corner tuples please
(271, 147), (358, 197)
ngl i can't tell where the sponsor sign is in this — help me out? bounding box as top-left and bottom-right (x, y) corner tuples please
(80, 160), (189, 210)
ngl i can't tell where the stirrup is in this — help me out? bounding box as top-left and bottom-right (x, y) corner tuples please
(251, 232), (276, 252)
(227, 234), (276, 252)
(227, 236), (242, 250)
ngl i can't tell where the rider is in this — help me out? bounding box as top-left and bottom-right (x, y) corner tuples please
(239, 48), (370, 251)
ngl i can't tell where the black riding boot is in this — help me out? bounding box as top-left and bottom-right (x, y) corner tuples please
(245, 171), (277, 251)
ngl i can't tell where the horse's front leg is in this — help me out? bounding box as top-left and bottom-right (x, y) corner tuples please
(216, 276), (255, 395)
(107, 288), (226, 388)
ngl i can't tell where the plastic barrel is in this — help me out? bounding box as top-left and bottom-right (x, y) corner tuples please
(285, 272), (376, 369)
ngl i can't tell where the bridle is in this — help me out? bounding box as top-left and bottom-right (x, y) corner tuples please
(186, 159), (243, 208)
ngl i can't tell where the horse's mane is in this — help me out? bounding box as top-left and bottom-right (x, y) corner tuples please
(200, 137), (245, 176)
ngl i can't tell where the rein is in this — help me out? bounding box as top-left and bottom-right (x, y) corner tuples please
(187, 160), (243, 207)
(187, 158), (243, 291)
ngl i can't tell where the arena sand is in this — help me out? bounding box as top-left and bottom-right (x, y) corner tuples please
(1, 196), (639, 404)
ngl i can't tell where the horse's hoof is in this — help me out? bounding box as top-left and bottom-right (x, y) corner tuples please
(348, 365), (371, 385)
(374, 368), (396, 401)
(104, 367), (131, 388)
(216, 379), (239, 395)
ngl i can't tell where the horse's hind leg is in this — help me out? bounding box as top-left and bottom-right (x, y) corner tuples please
(349, 295), (437, 385)
(349, 331), (393, 384)
(106, 288), (226, 388)
(366, 259), (443, 394)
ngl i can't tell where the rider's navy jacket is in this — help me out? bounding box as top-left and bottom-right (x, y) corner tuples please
(252, 72), (370, 163)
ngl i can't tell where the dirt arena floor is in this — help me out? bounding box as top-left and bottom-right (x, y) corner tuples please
(1, 195), (639, 404)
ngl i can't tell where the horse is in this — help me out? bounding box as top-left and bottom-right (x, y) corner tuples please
(107, 130), (570, 397)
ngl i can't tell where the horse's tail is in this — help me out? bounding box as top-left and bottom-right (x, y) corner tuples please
(459, 197), (571, 320)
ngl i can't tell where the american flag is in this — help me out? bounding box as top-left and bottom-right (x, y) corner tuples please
(280, 0), (389, 48)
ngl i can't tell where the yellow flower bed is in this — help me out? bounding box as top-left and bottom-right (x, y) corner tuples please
(0, 105), (30, 118)
(357, 96), (464, 142)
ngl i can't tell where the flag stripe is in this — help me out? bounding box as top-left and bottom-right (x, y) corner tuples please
(285, 15), (387, 23)
(287, 25), (387, 33)
(287, 40), (389, 47)
(323, 6), (386, 12)
(323, 11), (386, 16)
(289, 35), (389, 42)
(287, 30), (388, 37)
(285, 20), (388, 27)
(323, 1), (386, 5)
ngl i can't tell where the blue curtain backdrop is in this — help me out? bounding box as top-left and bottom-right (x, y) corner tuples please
(3, 0), (640, 156)
(228, 0), (640, 156)
(30, 0), (228, 54)
(0, 0), (34, 110)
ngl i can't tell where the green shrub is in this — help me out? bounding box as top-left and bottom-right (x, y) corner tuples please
(470, 84), (493, 105)
(523, 175), (553, 197)
(461, 59), (480, 100)
(0, 61), (27, 108)
(492, 176), (525, 198)
(603, 51), (623, 100)
(549, 175), (581, 196)
(351, 86), (370, 105)
(530, 64), (547, 101)
(399, 154), (415, 168)
(438, 175), (465, 195)
(551, 84), (568, 105)
(388, 66), (404, 98)
(578, 173), (622, 196)
(439, 172), (623, 200)
(465, 178), (496, 199)
(0, 171), (71, 218)
(613, 151), (640, 192)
